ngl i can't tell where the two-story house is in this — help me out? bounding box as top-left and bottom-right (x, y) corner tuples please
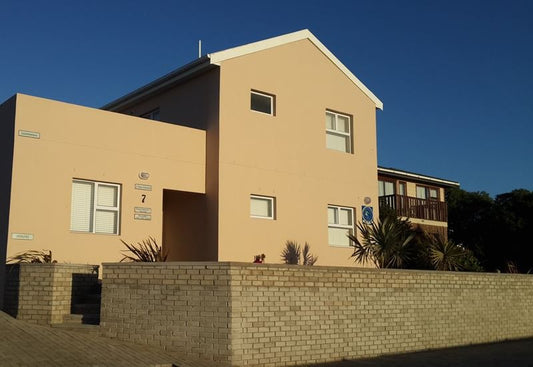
(0, 29), (384, 269)
(378, 166), (460, 239)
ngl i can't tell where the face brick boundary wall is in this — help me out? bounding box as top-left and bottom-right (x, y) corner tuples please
(3, 263), (99, 325)
(100, 262), (533, 367)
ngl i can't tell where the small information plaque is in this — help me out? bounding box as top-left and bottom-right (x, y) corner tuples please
(134, 214), (152, 221)
(12, 233), (34, 240)
(18, 130), (40, 139)
(134, 207), (152, 214)
(134, 184), (152, 191)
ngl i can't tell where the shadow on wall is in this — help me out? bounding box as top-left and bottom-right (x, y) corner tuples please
(2, 264), (20, 318)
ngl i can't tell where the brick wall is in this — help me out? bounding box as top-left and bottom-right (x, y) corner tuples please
(3, 263), (99, 324)
(100, 262), (533, 366)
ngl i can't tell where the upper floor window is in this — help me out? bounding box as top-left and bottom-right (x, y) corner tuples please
(141, 108), (160, 121)
(378, 180), (395, 196)
(251, 91), (275, 115)
(250, 194), (275, 219)
(416, 185), (439, 200)
(70, 179), (121, 234)
(326, 111), (352, 153)
(328, 205), (354, 247)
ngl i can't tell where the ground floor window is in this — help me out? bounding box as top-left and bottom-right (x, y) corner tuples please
(328, 205), (354, 247)
(70, 179), (121, 234)
(250, 195), (275, 219)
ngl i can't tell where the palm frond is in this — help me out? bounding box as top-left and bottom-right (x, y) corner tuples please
(120, 237), (168, 262)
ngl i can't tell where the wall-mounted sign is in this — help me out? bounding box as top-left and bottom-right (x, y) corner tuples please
(362, 206), (374, 224)
(12, 233), (34, 240)
(134, 214), (152, 221)
(134, 184), (152, 191)
(134, 207), (152, 214)
(18, 130), (40, 139)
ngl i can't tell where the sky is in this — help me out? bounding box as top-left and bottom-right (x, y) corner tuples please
(1, 0), (531, 197)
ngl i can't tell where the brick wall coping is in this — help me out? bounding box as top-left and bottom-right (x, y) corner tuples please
(103, 261), (533, 278)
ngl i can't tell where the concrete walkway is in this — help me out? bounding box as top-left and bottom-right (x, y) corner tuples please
(2, 311), (533, 366)
(0, 311), (211, 367)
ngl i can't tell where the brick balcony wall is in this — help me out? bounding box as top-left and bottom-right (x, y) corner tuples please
(100, 262), (533, 367)
(3, 263), (99, 325)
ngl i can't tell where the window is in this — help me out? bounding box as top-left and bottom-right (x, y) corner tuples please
(398, 182), (407, 196)
(250, 195), (275, 219)
(416, 185), (439, 200)
(141, 108), (160, 120)
(326, 110), (352, 153)
(251, 91), (274, 115)
(378, 180), (395, 196)
(70, 180), (121, 234)
(328, 205), (354, 247)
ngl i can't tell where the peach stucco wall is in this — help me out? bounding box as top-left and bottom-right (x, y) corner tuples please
(7, 94), (205, 265)
(216, 39), (379, 266)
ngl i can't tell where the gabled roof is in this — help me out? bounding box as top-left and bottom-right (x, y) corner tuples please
(378, 166), (460, 188)
(103, 29), (383, 112)
(208, 29), (383, 110)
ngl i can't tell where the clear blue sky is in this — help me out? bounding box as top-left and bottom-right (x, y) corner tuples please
(1, 0), (531, 197)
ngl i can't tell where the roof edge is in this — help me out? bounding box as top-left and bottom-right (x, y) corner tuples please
(209, 29), (383, 110)
(378, 166), (460, 188)
(102, 56), (211, 111)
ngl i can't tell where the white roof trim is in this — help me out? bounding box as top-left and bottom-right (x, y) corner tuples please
(208, 29), (383, 110)
(378, 167), (460, 187)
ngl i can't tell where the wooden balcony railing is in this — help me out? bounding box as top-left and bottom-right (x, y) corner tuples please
(378, 194), (448, 222)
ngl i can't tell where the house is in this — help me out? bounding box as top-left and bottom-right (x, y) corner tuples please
(0, 29), (385, 271)
(378, 166), (460, 239)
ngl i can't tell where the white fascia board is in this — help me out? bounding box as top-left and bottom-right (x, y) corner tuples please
(208, 29), (383, 110)
(378, 167), (460, 187)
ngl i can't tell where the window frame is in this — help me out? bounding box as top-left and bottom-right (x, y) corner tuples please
(378, 179), (395, 197)
(250, 194), (276, 220)
(325, 110), (353, 153)
(327, 204), (355, 247)
(250, 90), (275, 116)
(70, 179), (121, 235)
(416, 184), (440, 200)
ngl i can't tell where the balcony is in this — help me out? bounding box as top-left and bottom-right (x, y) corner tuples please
(378, 194), (448, 222)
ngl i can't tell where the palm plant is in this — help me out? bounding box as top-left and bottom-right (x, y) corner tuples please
(302, 243), (318, 265)
(7, 250), (56, 263)
(120, 237), (168, 262)
(281, 241), (301, 264)
(428, 237), (468, 271)
(281, 241), (317, 265)
(348, 216), (416, 268)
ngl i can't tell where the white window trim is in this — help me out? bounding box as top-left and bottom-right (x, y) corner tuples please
(250, 194), (275, 220)
(71, 179), (121, 235)
(326, 110), (352, 153)
(328, 204), (355, 247)
(251, 90), (274, 116)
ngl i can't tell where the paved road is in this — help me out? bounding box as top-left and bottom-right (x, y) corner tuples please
(309, 338), (533, 367)
(2, 311), (533, 366)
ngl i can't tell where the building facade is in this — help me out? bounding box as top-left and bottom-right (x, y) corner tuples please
(1, 30), (387, 270)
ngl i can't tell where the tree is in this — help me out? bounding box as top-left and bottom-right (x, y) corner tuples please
(348, 216), (416, 268)
(281, 241), (317, 265)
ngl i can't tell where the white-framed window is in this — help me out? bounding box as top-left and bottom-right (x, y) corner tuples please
(250, 195), (275, 219)
(378, 180), (395, 196)
(251, 90), (274, 115)
(416, 185), (439, 200)
(328, 205), (354, 247)
(326, 110), (352, 153)
(70, 179), (121, 234)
